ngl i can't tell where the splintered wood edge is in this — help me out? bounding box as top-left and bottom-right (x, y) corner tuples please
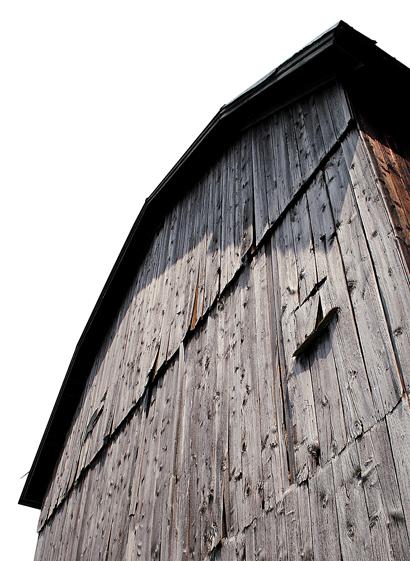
(293, 307), (340, 358)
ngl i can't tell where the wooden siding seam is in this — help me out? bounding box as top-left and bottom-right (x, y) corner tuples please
(37, 233), (407, 532)
(39, 404), (407, 557)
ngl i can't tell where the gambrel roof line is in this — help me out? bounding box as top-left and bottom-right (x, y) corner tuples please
(19, 21), (409, 509)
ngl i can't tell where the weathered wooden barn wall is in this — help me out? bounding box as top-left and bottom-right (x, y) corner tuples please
(32, 77), (410, 561)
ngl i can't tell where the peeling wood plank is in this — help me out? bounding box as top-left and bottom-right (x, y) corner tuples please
(293, 306), (339, 358)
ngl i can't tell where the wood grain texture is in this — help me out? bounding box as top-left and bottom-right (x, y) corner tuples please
(33, 79), (410, 561)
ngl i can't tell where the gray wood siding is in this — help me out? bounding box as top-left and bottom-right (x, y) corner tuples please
(34, 80), (410, 560)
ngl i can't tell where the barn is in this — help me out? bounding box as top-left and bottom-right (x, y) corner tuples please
(20, 21), (410, 560)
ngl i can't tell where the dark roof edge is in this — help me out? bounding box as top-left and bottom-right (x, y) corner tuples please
(19, 21), (409, 509)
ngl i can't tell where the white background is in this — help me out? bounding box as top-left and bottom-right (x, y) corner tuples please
(1, 2), (408, 558)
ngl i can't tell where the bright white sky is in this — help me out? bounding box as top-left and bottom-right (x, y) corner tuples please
(1, 1), (408, 558)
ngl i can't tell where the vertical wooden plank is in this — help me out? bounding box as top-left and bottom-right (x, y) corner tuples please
(164, 345), (190, 561)
(217, 286), (235, 539)
(310, 463), (342, 561)
(147, 369), (175, 561)
(214, 302), (230, 543)
(297, 483), (314, 561)
(203, 163), (222, 314)
(131, 377), (163, 561)
(285, 483), (314, 561)
(284, 488), (299, 561)
(251, 120), (274, 244)
(131, 221), (166, 392)
(275, 497), (288, 561)
(298, 91), (327, 168)
(238, 265), (264, 528)
(157, 352), (182, 560)
(165, 188), (193, 361)
(174, 341), (194, 561)
(289, 195), (318, 305)
(188, 329), (206, 560)
(226, 281), (244, 536)
(292, 100), (313, 184)
(157, 202), (182, 367)
(197, 312), (222, 557)
(192, 175), (210, 330)
(314, 84), (338, 154)
(332, 442), (374, 560)
(274, 211), (319, 484)
(268, 233), (295, 492)
(220, 145), (237, 290)
(283, 105), (303, 200)
(307, 315), (347, 465)
(105, 287), (136, 435)
(238, 128), (254, 258)
(386, 400), (410, 539)
(323, 81), (352, 141)
(253, 247), (283, 509)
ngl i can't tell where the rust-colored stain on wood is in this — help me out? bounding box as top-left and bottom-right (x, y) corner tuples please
(363, 131), (410, 269)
